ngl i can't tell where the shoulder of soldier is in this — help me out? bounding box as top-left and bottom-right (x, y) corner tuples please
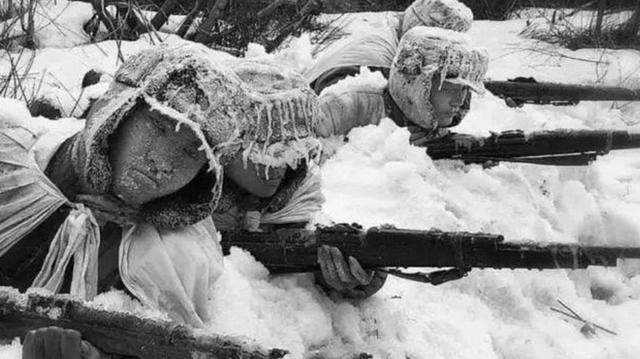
(318, 82), (387, 134)
(319, 84), (386, 111)
(305, 28), (397, 80)
(320, 68), (387, 99)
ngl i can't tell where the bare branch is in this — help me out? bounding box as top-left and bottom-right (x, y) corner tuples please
(194, 0), (229, 45)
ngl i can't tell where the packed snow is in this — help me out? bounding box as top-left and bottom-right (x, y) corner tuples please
(2, 5), (640, 359)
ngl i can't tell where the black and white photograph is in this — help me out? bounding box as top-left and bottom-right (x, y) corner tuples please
(1, 0), (640, 358)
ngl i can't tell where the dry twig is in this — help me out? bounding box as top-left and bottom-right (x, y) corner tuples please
(551, 299), (617, 336)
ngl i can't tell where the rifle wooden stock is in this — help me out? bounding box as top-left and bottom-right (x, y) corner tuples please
(0, 288), (287, 359)
(484, 80), (640, 105)
(423, 129), (640, 166)
(220, 226), (640, 273)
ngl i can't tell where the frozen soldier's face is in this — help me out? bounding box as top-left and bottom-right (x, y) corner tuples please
(109, 104), (207, 206)
(429, 75), (469, 127)
(225, 154), (288, 198)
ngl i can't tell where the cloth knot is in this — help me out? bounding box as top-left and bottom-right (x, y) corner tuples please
(31, 204), (101, 300)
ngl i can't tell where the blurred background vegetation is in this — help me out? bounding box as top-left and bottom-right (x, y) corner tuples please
(2, 0), (639, 54)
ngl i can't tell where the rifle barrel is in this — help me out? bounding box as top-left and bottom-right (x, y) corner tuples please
(220, 227), (640, 273)
(612, 131), (640, 150)
(484, 81), (640, 102)
(424, 130), (640, 161)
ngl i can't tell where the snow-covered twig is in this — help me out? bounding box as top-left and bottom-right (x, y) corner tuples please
(551, 299), (617, 336)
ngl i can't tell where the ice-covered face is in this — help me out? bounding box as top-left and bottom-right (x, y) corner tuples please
(225, 155), (288, 198)
(109, 104), (207, 206)
(429, 74), (469, 127)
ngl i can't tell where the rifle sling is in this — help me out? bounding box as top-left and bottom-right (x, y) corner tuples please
(380, 268), (470, 285)
(457, 153), (599, 166)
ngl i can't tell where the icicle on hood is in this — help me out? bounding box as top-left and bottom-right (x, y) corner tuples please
(388, 26), (489, 131)
(72, 43), (251, 228)
(207, 58), (322, 232)
(223, 57), (321, 170)
(401, 0), (474, 36)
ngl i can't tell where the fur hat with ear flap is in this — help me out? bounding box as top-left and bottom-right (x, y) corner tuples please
(224, 57), (321, 171)
(73, 43), (255, 228)
(388, 26), (488, 132)
(401, 0), (474, 36)
(210, 57), (323, 231)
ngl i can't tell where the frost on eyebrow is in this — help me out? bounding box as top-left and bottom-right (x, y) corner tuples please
(145, 96), (224, 206)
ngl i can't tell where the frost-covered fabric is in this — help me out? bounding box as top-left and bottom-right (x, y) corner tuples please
(77, 43), (321, 228)
(75, 43), (235, 228)
(119, 217), (224, 328)
(400, 0), (473, 35)
(389, 26), (488, 132)
(208, 57), (323, 231)
(393, 27), (487, 92)
(226, 58), (321, 170)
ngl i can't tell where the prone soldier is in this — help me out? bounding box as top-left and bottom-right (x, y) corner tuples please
(316, 26), (489, 145)
(305, 0), (474, 93)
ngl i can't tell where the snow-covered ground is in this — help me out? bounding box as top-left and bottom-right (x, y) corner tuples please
(3, 3), (640, 359)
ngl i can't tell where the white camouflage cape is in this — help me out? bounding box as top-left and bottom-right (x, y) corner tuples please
(304, 15), (399, 85)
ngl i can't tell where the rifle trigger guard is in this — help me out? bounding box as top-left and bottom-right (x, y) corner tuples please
(381, 267), (471, 285)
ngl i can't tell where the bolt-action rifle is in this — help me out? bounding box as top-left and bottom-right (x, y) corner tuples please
(422, 129), (640, 166)
(0, 288), (287, 359)
(484, 77), (640, 106)
(220, 224), (640, 285)
(4, 225), (639, 356)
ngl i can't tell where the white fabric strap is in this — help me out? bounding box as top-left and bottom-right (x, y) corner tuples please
(31, 204), (101, 300)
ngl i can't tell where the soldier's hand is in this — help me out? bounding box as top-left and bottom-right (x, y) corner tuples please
(407, 125), (434, 146)
(316, 245), (387, 300)
(22, 327), (110, 359)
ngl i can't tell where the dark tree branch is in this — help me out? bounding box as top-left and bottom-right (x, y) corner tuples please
(145, 0), (180, 32)
(194, 0), (229, 44)
(265, 0), (321, 52)
(177, 0), (208, 37)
